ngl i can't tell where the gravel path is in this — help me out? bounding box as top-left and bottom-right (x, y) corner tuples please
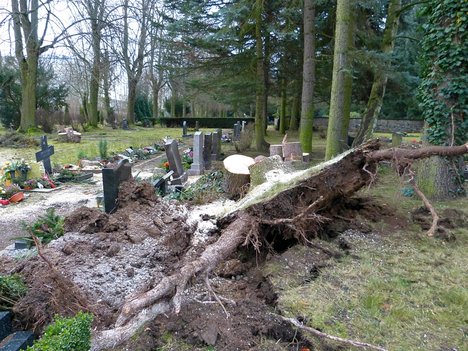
(0, 179), (102, 250)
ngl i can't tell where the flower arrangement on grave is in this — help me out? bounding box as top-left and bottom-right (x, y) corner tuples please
(23, 179), (38, 190)
(16, 159), (31, 173)
(162, 161), (170, 172)
(182, 149), (193, 170)
(2, 184), (22, 199)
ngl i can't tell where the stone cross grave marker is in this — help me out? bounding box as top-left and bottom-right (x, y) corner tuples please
(165, 139), (188, 185)
(102, 159), (132, 213)
(35, 135), (54, 175)
(203, 133), (213, 169)
(188, 131), (204, 175)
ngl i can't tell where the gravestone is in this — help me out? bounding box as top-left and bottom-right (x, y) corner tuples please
(233, 123), (241, 141)
(0, 331), (34, 350)
(195, 121), (200, 131)
(241, 121), (246, 131)
(203, 133), (213, 170)
(35, 135), (54, 175)
(153, 170), (174, 195)
(0, 312), (12, 341)
(215, 128), (222, 159)
(211, 131), (220, 161)
(188, 132), (204, 175)
(182, 120), (188, 137)
(165, 139), (188, 185)
(102, 159), (133, 213)
(121, 119), (129, 130)
(392, 132), (403, 147)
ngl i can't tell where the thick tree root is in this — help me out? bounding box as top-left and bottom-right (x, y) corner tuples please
(279, 315), (388, 351)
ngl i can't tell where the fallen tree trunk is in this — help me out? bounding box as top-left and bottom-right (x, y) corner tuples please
(91, 140), (468, 350)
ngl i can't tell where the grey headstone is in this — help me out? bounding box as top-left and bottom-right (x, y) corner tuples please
(188, 132), (204, 175)
(165, 139), (188, 185)
(121, 119), (129, 130)
(216, 128), (222, 160)
(211, 131), (220, 161)
(35, 135), (54, 175)
(241, 121), (246, 131)
(195, 121), (200, 131)
(233, 123), (241, 141)
(203, 133), (213, 170)
(182, 120), (188, 137)
(102, 159), (133, 214)
(0, 331), (34, 350)
(0, 312), (12, 342)
(392, 132), (402, 147)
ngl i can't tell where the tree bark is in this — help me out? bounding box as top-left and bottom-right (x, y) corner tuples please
(279, 79), (287, 135)
(127, 79), (137, 124)
(353, 0), (402, 146)
(289, 92), (300, 131)
(300, 0), (316, 154)
(325, 0), (355, 159)
(254, 0), (269, 152)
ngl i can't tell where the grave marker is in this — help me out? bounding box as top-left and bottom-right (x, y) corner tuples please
(233, 123), (241, 141)
(203, 133), (213, 169)
(102, 159), (133, 213)
(188, 131), (204, 175)
(165, 139), (188, 185)
(35, 135), (54, 175)
(182, 120), (188, 137)
(211, 131), (220, 161)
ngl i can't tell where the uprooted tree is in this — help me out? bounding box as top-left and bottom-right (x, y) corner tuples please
(90, 140), (467, 350)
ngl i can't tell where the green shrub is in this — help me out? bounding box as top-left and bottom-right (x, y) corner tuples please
(77, 150), (88, 161)
(27, 312), (93, 351)
(0, 274), (27, 310)
(98, 139), (108, 160)
(20, 208), (64, 247)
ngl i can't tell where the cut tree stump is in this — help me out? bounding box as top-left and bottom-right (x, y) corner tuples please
(223, 154), (255, 197)
(91, 140), (468, 351)
(282, 142), (303, 161)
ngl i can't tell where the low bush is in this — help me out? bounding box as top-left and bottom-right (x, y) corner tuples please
(0, 274), (27, 310)
(27, 312), (93, 351)
(20, 208), (64, 247)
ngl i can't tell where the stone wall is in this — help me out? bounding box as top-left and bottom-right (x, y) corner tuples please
(313, 118), (424, 134)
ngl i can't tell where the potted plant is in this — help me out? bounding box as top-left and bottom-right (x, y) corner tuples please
(4, 184), (24, 203)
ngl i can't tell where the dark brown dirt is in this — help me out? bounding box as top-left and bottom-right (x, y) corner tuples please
(411, 207), (467, 240)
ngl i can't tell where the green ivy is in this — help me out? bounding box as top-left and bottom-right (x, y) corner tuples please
(417, 0), (468, 146)
(27, 312), (93, 351)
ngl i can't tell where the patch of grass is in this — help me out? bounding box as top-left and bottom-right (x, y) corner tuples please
(276, 227), (468, 350)
(0, 126), (184, 166)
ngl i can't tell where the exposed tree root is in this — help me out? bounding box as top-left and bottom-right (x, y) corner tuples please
(90, 141), (468, 350)
(408, 170), (440, 237)
(279, 315), (388, 351)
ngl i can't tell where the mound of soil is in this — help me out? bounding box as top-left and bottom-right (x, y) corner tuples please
(0, 132), (39, 148)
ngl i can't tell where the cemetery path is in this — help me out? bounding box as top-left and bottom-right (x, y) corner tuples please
(0, 180), (102, 251)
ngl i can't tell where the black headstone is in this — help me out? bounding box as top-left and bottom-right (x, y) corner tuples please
(0, 312), (12, 341)
(35, 135), (54, 175)
(182, 120), (188, 137)
(203, 133), (213, 169)
(0, 331), (34, 350)
(102, 159), (132, 213)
